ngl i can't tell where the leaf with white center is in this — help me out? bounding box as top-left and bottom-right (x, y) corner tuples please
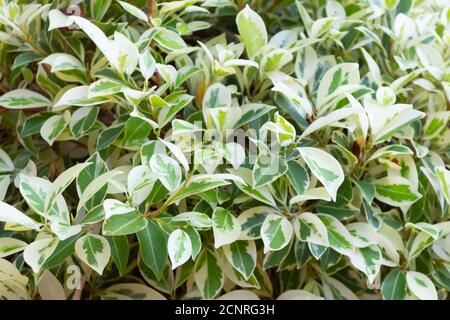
(217, 290), (260, 300)
(277, 290), (323, 300)
(406, 271), (437, 300)
(236, 5), (267, 57)
(298, 147), (344, 201)
(158, 138), (189, 172)
(0, 175), (9, 201)
(156, 63), (177, 85)
(406, 222), (441, 240)
(44, 162), (92, 215)
(261, 112), (296, 147)
(153, 28), (187, 51)
(294, 212), (329, 246)
(0, 148), (13, 173)
(68, 15), (121, 70)
(0, 201), (42, 230)
(168, 229), (192, 269)
(127, 165), (155, 206)
(223, 142), (245, 170)
(149, 154), (182, 192)
(54, 86), (109, 110)
(139, 48), (156, 81)
(118, 1), (148, 22)
(75, 234), (111, 275)
(0, 238), (27, 258)
(373, 107), (425, 143)
(318, 214), (354, 255)
(416, 44), (444, 80)
(381, 270), (407, 300)
(24, 236), (59, 273)
(103, 199), (135, 219)
(194, 248), (224, 299)
(69, 106), (99, 138)
(374, 176), (421, 207)
(48, 9), (73, 31)
(317, 63), (360, 107)
(39, 53), (84, 73)
(103, 211), (147, 236)
(212, 207), (241, 248)
(0, 89), (51, 109)
(295, 46), (318, 82)
(202, 83), (231, 130)
(300, 107), (362, 138)
(290, 187), (332, 205)
(223, 240), (256, 280)
(50, 222), (82, 241)
(171, 212), (212, 229)
(261, 214), (293, 253)
(367, 144), (413, 162)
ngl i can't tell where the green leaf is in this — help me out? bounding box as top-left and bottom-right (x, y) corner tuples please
(136, 219), (168, 280)
(107, 236), (129, 276)
(381, 270), (407, 300)
(168, 229), (192, 269)
(91, 0), (112, 20)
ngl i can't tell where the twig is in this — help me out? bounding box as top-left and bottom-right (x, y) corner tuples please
(149, 0), (155, 17)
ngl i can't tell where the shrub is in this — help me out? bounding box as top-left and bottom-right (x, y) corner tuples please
(0, 0), (449, 300)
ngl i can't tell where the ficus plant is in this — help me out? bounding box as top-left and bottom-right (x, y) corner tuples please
(0, 0), (448, 301)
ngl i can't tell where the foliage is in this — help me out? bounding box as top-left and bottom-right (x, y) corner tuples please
(0, 0), (449, 300)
